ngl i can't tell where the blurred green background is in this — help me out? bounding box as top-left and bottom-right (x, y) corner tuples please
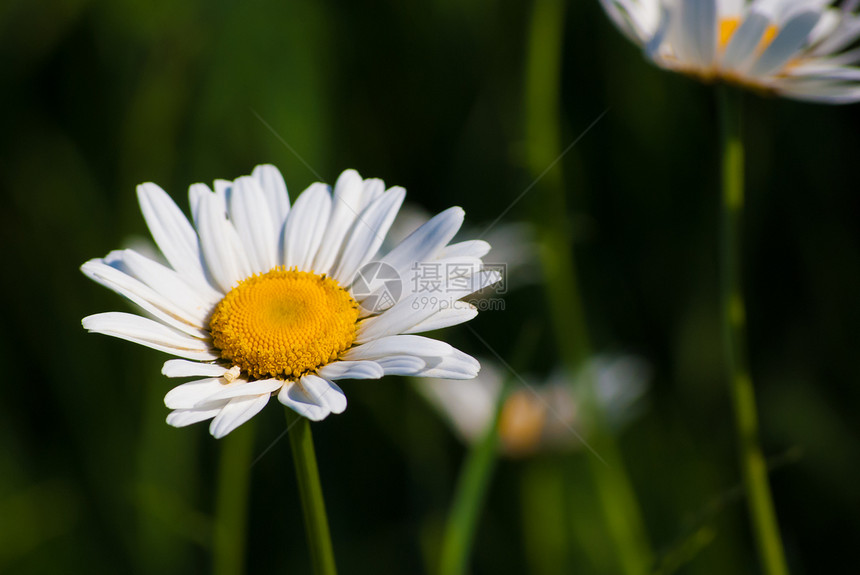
(3, 0), (860, 573)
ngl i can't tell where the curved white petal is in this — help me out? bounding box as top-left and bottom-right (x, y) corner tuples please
(167, 405), (227, 428)
(277, 376), (347, 421)
(300, 375), (348, 414)
(165, 378), (226, 409)
(209, 394), (271, 438)
(342, 335), (455, 361)
(413, 349), (481, 379)
(136, 182), (208, 286)
(333, 187), (406, 286)
(203, 379), (283, 404)
(117, 249), (221, 313)
(437, 239), (491, 260)
(374, 355), (427, 375)
(162, 359), (228, 378)
(197, 190), (252, 292)
(682, 0), (717, 67)
(355, 267), (500, 343)
(283, 183), (332, 272)
(317, 360), (384, 380)
(377, 206), (464, 279)
(401, 304), (479, 334)
(83, 312), (218, 361)
(361, 178), (386, 204)
(229, 176), (278, 274)
(723, 10), (773, 70)
(749, 10), (821, 76)
(188, 183), (210, 228)
(252, 164), (291, 231)
(313, 169), (367, 273)
(81, 259), (209, 338)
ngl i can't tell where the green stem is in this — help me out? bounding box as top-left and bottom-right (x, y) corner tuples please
(285, 410), (338, 575)
(437, 322), (539, 575)
(718, 86), (789, 575)
(523, 1), (651, 573)
(213, 420), (255, 575)
(437, 383), (506, 575)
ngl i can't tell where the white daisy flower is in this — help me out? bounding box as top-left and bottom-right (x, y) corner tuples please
(81, 165), (500, 438)
(417, 355), (650, 457)
(600, 0), (860, 103)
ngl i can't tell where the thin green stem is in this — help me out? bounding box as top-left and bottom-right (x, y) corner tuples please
(213, 420), (255, 575)
(718, 86), (789, 575)
(437, 382), (506, 575)
(523, 1), (651, 573)
(285, 410), (337, 575)
(437, 322), (539, 575)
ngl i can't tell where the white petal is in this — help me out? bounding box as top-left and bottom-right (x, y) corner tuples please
(252, 164), (291, 231)
(197, 191), (252, 292)
(209, 394), (270, 438)
(313, 170), (366, 273)
(723, 10), (772, 70)
(164, 378), (227, 409)
(167, 406), (227, 428)
(599, 0), (648, 44)
(202, 379), (283, 404)
(118, 249), (221, 313)
(333, 187), (406, 286)
(342, 335), (455, 361)
(213, 179), (231, 208)
(81, 259), (209, 338)
(300, 375), (348, 414)
(317, 360), (384, 380)
(684, 0), (717, 67)
(749, 10), (821, 76)
(374, 355), (427, 375)
(778, 79), (860, 102)
(188, 183), (211, 228)
(136, 182), (208, 286)
(229, 176), (278, 273)
(162, 359), (228, 378)
(810, 14), (860, 56)
(82, 312), (218, 360)
(283, 183), (332, 272)
(277, 377), (345, 421)
(377, 207), (464, 278)
(355, 268), (499, 343)
(413, 349), (481, 379)
(361, 178), (386, 204)
(401, 304), (479, 334)
(437, 239), (491, 260)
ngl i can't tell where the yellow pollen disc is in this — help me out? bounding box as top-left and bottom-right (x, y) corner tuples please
(209, 268), (359, 380)
(719, 17), (778, 53)
(498, 391), (547, 456)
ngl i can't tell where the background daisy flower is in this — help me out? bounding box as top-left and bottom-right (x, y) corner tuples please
(417, 355), (650, 457)
(82, 165), (499, 438)
(600, 0), (860, 102)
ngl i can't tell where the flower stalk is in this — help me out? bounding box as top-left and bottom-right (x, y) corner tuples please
(718, 85), (789, 575)
(213, 420), (256, 575)
(524, 0), (651, 573)
(286, 410), (338, 575)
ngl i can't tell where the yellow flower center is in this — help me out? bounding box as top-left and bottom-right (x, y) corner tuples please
(498, 390), (547, 456)
(209, 268), (359, 380)
(718, 17), (778, 53)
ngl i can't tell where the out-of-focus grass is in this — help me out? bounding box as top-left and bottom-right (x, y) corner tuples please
(2, 0), (860, 573)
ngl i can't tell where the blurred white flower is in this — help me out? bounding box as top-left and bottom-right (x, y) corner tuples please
(416, 355), (651, 457)
(601, 0), (860, 103)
